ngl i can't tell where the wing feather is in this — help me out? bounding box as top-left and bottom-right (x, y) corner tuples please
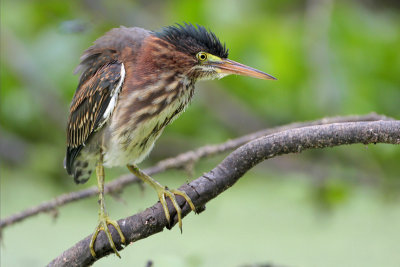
(64, 26), (151, 176)
(65, 62), (125, 174)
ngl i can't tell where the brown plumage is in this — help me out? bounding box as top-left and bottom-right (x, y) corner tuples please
(65, 23), (276, 257)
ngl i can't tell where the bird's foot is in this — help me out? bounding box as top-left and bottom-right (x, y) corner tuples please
(155, 185), (196, 232)
(126, 164), (196, 232)
(89, 213), (125, 258)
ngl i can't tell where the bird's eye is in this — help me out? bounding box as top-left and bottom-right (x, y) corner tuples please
(197, 52), (207, 61)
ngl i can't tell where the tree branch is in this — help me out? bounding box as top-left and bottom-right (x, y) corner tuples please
(0, 113), (392, 230)
(48, 120), (400, 266)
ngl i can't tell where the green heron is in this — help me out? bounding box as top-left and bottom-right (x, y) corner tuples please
(65, 23), (276, 258)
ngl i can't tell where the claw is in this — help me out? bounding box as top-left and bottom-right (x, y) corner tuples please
(170, 189), (197, 213)
(89, 215), (125, 258)
(156, 187), (183, 231)
(159, 191), (170, 223)
(156, 187), (198, 232)
(127, 164), (197, 232)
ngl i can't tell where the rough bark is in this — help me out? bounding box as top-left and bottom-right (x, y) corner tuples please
(0, 113), (392, 230)
(48, 120), (400, 266)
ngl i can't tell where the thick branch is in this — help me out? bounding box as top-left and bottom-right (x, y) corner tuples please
(0, 113), (392, 230)
(48, 120), (400, 266)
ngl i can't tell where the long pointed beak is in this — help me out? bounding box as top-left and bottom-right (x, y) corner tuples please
(214, 59), (277, 80)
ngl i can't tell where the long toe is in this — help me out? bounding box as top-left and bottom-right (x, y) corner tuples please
(89, 217), (125, 258)
(155, 187), (197, 232)
(126, 165), (196, 232)
(170, 188), (196, 213)
(164, 190), (183, 231)
(158, 192), (171, 225)
(106, 218), (126, 245)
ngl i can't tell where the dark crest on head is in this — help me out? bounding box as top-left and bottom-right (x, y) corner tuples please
(155, 23), (229, 59)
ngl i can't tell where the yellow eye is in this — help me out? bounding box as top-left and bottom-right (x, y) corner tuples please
(197, 52), (207, 61)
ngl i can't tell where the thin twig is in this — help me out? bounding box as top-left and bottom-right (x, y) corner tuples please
(48, 120), (400, 266)
(0, 113), (392, 229)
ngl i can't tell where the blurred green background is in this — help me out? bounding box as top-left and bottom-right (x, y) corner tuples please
(1, 0), (400, 266)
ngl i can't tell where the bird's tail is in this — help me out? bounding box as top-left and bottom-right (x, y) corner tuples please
(64, 146), (96, 184)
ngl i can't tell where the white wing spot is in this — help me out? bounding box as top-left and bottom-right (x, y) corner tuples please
(97, 63), (125, 129)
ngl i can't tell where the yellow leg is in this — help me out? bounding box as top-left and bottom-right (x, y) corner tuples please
(90, 161), (125, 258)
(127, 164), (196, 231)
